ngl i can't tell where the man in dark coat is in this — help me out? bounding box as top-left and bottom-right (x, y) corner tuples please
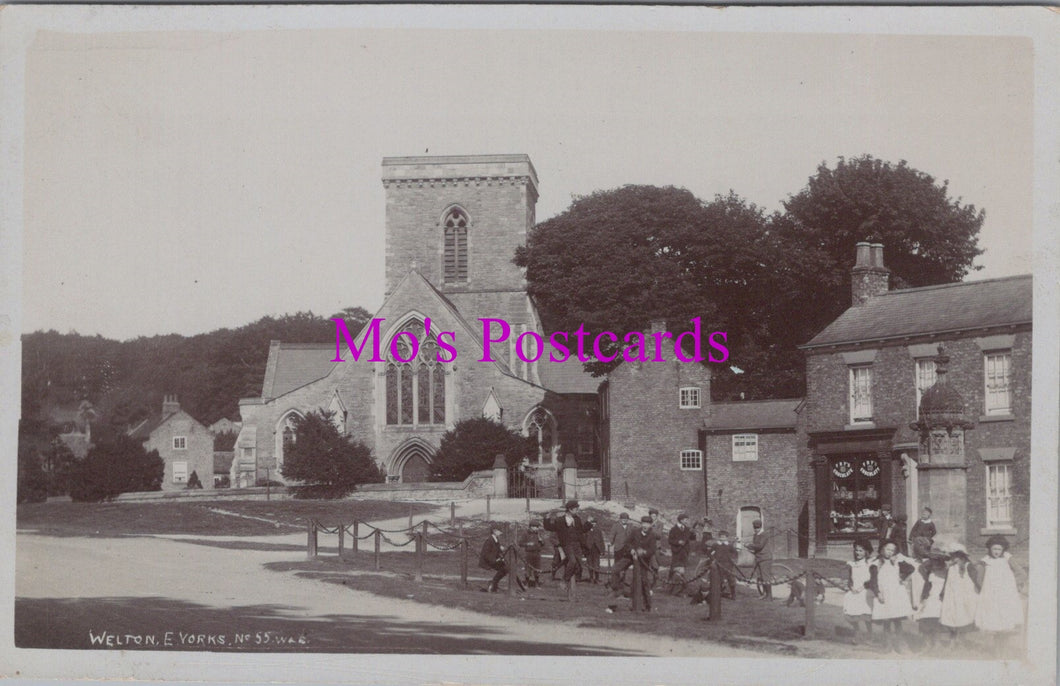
(519, 519), (546, 587)
(607, 515), (657, 612)
(667, 513), (696, 587)
(746, 519), (773, 600)
(584, 516), (606, 583)
(543, 500), (590, 592)
(478, 523), (508, 592)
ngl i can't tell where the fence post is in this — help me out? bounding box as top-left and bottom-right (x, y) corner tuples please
(804, 556), (815, 639)
(631, 557), (642, 611)
(352, 521), (359, 555)
(526, 493), (530, 513)
(506, 547), (515, 597)
(709, 559), (722, 621)
(787, 530), (793, 559)
(415, 532), (424, 583)
(408, 504), (414, 529)
(338, 522), (345, 558)
(450, 501), (456, 526)
(307, 521), (318, 560)
(486, 495), (491, 520)
(460, 537), (468, 587)
(374, 529), (382, 570)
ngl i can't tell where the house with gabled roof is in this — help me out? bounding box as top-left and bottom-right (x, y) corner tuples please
(234, 155), (600, 487)
(797, 242), (1031, 558)
(129, 395), (214, 491)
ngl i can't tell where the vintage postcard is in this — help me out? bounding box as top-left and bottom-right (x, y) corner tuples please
(1, 5), (1057, 686)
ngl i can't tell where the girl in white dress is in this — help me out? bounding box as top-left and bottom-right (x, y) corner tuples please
(974, 535), (1026, 656)
(869, 540), (916, 652)
(939, 544), (978, 649)
(843, 539), (875, 642)
(913, 556), (947, 651)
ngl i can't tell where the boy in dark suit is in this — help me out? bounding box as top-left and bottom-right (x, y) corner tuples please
(584, 516), (605, 583)
(543, 500), (590, 596)
(478, 523), (509, 592)
(607, 516), (657, 612)
(519, 520), (546, 587)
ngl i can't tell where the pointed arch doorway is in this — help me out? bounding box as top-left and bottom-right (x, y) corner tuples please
(390, 439), (434, 483)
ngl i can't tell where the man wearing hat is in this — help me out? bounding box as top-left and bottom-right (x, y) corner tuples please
(746, 519), (774, 600)
(584, 515), (606, 584)
(519, 519), (546, 587)
(608, 513), (634, 588)
(543, 500), (591, 595)
(478, 522), (509, 593)
(607, 515), (657, 612)
(667, 513), (696, 589)
(647, 508), (665, 588)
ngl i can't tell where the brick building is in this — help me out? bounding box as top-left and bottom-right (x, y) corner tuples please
(130, 395), (214, 491)
(234, 155), (599, 487)
(797, 243), (1031, 558)
(599, 326), (801, 536)
(700, 399), (803, 556)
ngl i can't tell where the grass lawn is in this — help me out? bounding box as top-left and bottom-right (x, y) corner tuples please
(16, 499), (436, 538)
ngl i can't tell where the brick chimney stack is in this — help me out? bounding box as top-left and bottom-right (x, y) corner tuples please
(162, 394), (181, 419)
(851, 242), (890, 306)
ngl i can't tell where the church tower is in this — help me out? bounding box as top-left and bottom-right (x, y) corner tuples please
(381, 154), (538, 298)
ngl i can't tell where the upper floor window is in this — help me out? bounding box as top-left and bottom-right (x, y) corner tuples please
(443, 207), (469, 284)
(984, 351), (1012, 415)
(172, 436), (187, 450)
(679, 387), (701, 409)
(849, 365), (873, 423)
(915, 358), (937, 415)
(732, 434), (758, 462)
(385, 319), (446, 427)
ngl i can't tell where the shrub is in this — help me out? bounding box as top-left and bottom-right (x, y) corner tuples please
(430, 417), (536, 482)
(70, 428), (164, 502)
(279, 410), (382, 498)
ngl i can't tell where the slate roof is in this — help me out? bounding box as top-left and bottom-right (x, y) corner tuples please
(703, 399), (801, 432)
(128, 416), (165, 441)
(263, 344), (338, 399)
(803, 275), (1032, 349)
(537, 357), (603, 394)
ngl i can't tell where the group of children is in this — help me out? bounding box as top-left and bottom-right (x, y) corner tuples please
(842, 529), (1027, 655)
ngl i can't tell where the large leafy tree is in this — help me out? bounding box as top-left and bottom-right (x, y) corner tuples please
(430, 417), (537, 482)
(279, 410), (382, 498)
(69, 427), (164, 502)
(778, 155), (984, 345)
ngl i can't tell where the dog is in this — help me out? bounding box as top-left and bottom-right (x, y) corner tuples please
(785, 578), (825, 607)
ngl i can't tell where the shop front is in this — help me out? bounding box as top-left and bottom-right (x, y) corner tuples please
(809, 428), (900, 557)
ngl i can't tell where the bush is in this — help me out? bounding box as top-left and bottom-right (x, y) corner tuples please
(186, 471), (203, 489)
(279, 410), (382, 498)
(17, 443), (49, 504)
(430, 417), (537, 482)
(70, 428), (164, 502)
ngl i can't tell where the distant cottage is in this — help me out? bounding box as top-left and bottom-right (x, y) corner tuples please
(129, 395), (213, 491)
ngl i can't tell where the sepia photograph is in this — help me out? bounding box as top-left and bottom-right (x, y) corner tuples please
(0, 5), (1057, 685)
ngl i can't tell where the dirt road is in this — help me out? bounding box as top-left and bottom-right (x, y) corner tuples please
(16, 532), (761, 657)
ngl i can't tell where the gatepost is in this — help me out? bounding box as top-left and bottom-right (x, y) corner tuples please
(493, 454), (508, 498)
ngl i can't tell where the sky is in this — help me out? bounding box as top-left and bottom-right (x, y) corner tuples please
(20, 27), (1034, 340)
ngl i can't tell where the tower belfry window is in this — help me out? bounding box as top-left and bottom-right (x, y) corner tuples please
(443, 207), (469, 283)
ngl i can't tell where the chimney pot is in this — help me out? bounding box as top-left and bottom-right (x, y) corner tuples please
(855, 242), (872, 268)
(870, 243), (885, 269)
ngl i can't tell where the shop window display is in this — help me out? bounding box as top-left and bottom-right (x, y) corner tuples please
(828, 454), (882, 535)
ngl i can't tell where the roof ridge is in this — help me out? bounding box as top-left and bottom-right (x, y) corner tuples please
(879, 273), (1031, 297)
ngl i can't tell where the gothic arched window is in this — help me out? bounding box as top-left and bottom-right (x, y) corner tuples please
(524, 406), (557, 465)
(443, 207), (469, 284)
(276, 411), (303, 468)
(385, 319), (447, 426)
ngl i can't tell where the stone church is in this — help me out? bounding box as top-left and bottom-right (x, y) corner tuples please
(232, 155), (600, 488)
